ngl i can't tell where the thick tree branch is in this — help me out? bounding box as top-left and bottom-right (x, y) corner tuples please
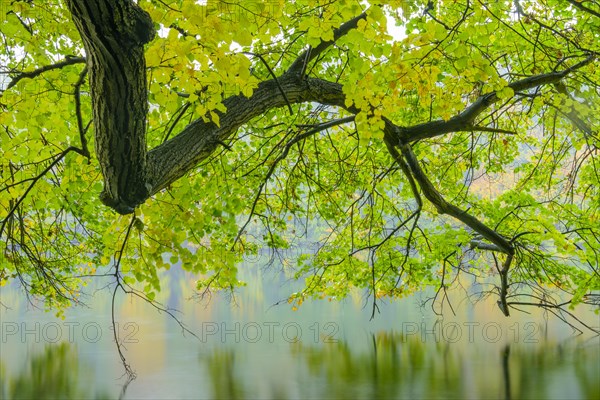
(470, 239), (506, 252)
(398, 142), (514, 255)
(146, 75), (346, 194)
(401, 54), (596, 142)
(65, 0), (593, 216)
(149, 54), (593, 201)
(385, 136), (515, 315)
(243, 52), (293, 115)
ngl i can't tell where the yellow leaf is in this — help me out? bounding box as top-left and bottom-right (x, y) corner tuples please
(497, 86), (514, 100)
(210, 111), (220, 127)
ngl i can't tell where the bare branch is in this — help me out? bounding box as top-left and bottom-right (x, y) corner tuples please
(233, 116), (355, 247)
(244, 52), (293, 115)
(564, 0), (600, 19)
(1, 56), (86, 93)
(73, 66), (90, 158)
(0, 147), (85, 239)
(287, 12), (367, 75)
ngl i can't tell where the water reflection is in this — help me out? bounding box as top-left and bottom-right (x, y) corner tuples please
(202, 350), (245, 399)
(197, 333), (599, 400)
(1, 319), (598, 399)
(501, 345), (511, 400)
(0, 343), (111, 400)
(1, 261), (599, 399)
(507, 341), (600, 400)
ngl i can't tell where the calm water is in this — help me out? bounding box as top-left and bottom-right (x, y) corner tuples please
(1, 256), (599, 399)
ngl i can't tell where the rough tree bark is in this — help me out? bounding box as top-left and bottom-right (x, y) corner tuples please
(65, 0), (155, 214)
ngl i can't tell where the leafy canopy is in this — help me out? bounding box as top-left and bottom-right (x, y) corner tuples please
(0, 0), (599, 326)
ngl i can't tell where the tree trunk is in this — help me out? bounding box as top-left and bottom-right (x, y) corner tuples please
(65, 0), (154, 214)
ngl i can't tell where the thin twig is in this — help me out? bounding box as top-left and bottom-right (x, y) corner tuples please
(243, 52), (293, 115)
(2, 57), (86, 93)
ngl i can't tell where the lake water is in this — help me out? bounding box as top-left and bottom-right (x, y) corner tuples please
(1, 256), (599, 399)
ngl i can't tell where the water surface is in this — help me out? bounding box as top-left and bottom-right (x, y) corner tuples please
(1, 259), (598, 399)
